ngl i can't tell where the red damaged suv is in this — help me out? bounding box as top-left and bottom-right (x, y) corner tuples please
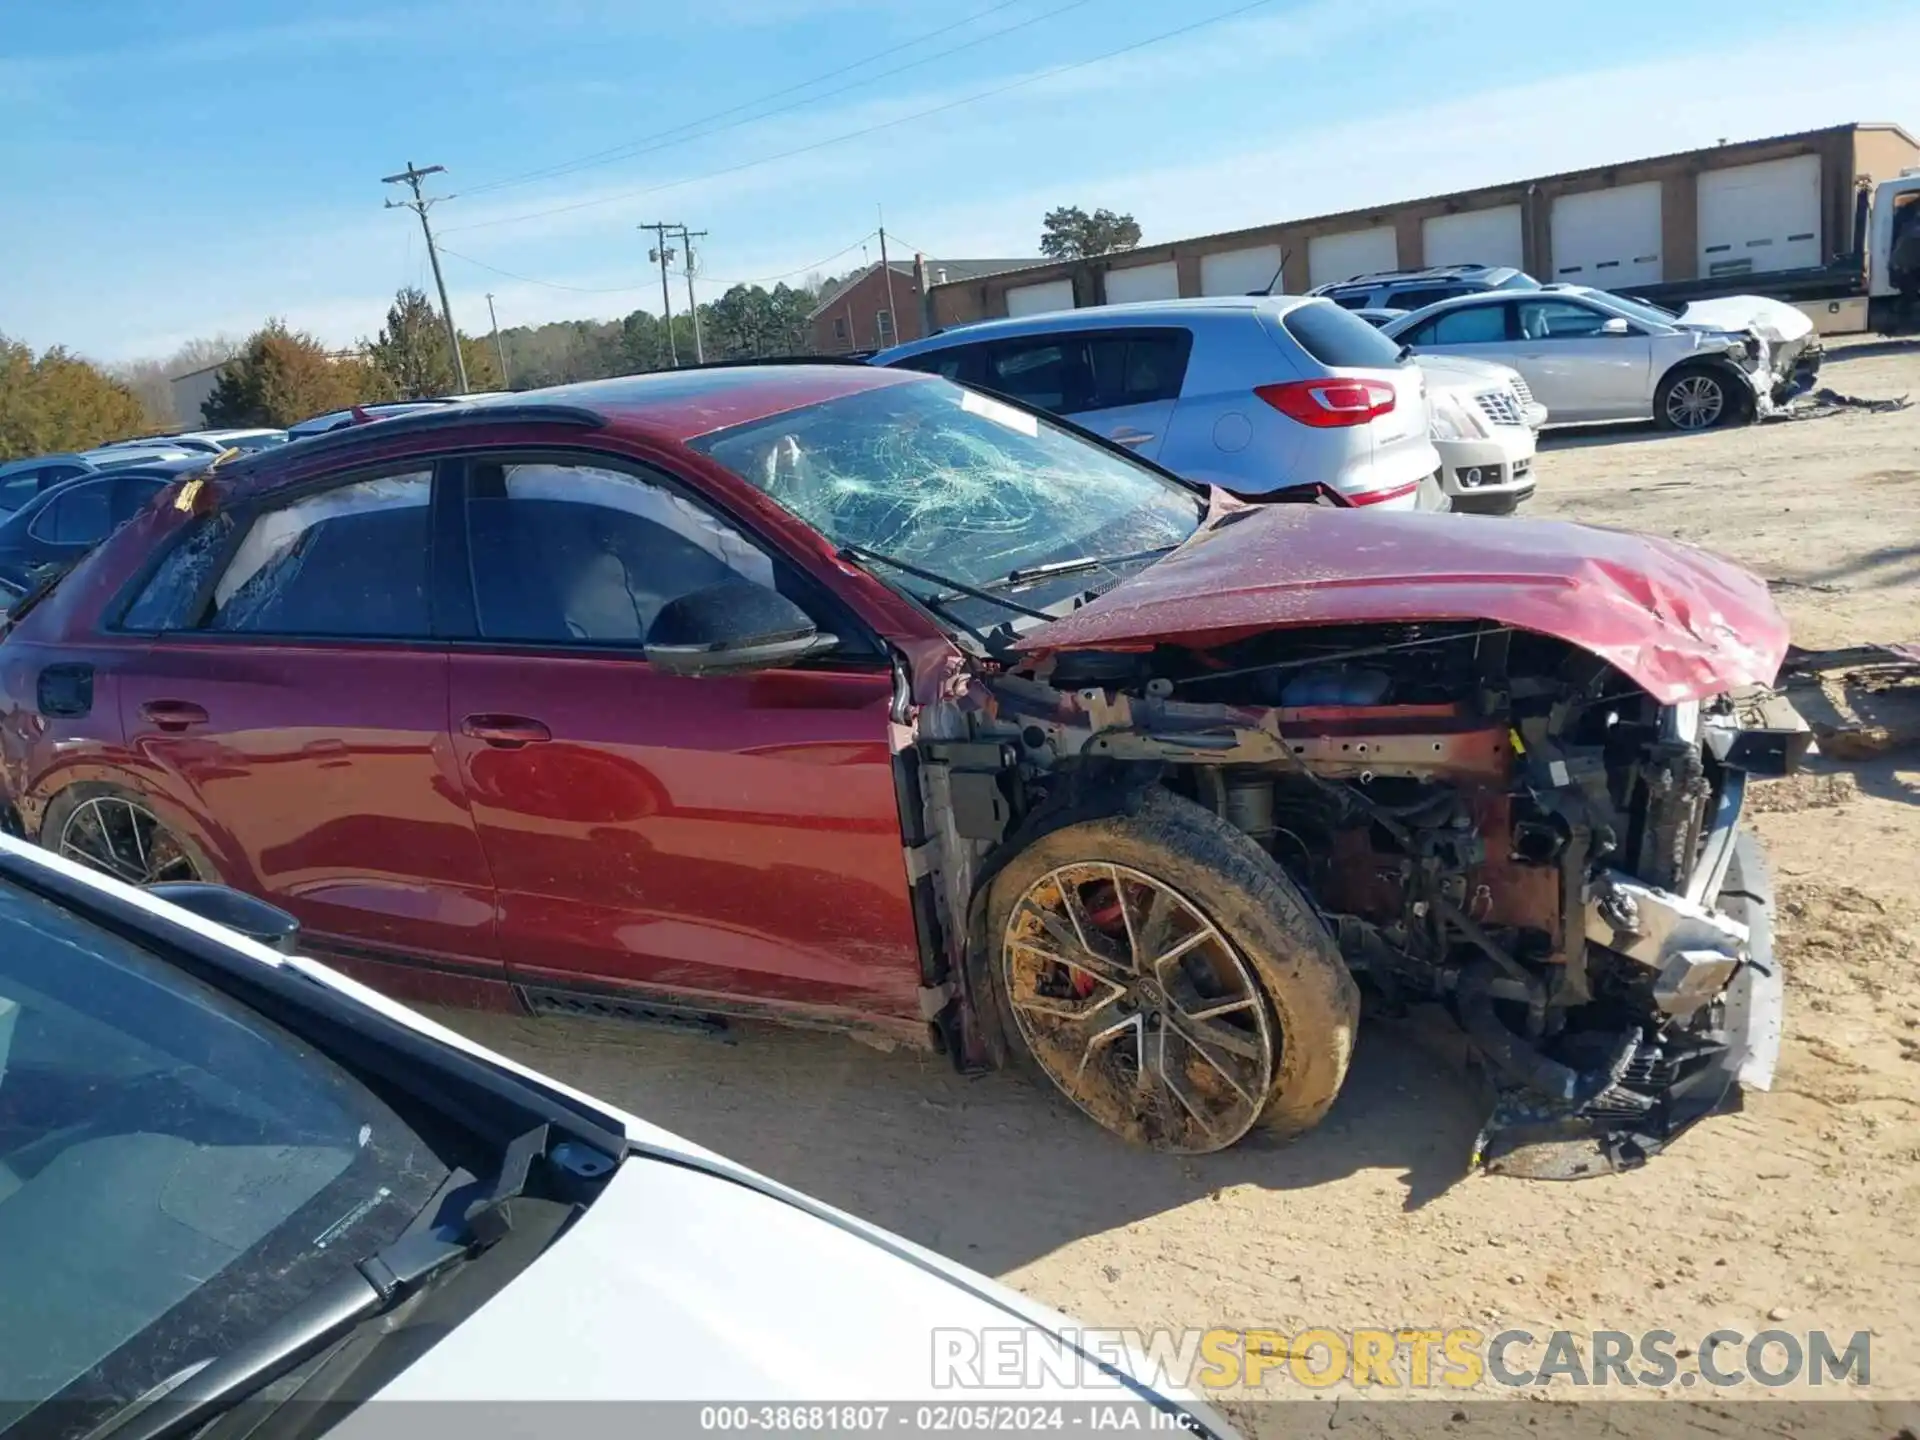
(0, 365), (1804, 1174)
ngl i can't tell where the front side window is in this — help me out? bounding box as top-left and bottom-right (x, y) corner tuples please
(207, 472), (432, 637)
(1391, 285), (1469, 310)
(0, 879), (444, 1420)
(1517, 300), (1614, 340)
(986, 341), (1079, 411)
(690, 376), (1203, 622)
(463, 460), (780, 645)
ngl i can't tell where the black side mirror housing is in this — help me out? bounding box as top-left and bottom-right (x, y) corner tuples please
(645, 580), (837, 677)
(148, 882), (302, 954)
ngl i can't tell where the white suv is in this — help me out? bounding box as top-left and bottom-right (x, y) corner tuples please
(872, 296), (1442, 510)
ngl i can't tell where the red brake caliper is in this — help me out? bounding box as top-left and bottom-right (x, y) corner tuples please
(1071, 883), (1127, 998)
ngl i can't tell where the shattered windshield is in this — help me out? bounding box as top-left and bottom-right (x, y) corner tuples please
(690, 377), (1205, 619)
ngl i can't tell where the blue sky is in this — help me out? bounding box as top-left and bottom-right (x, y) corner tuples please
(4, 0), (1918, 362)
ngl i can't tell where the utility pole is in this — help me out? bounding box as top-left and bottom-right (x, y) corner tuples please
(382, 161), (470, 393)
(877, 211), (900, 348)
(675, 226), (708, 364)
(641, 222), (679, 367)
(485, 292), (512, 390)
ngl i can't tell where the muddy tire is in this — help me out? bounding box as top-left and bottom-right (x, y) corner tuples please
(41, 783), (211, 887)
(981, 786), (1359, 1153)
(1655, 365), (1743, 431)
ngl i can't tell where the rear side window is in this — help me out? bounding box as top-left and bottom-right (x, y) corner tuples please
(1281, 302), (1406, 368)
(29, 480), (114, 545)
(1085, 331), (1191, 408)
(206, 473), (433, 637)
(121, 514), (238, 631)
(1325, 292), (1372, 310)
(1406, 304), (1511, 345)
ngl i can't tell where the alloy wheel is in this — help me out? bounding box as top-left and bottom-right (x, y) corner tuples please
(1665, 374), (1726, 430)
(1001, 862), (1275, 1153)
(56, 795), (202, 886)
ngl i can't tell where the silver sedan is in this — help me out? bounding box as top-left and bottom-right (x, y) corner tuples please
(1382, 284), (1819, 431)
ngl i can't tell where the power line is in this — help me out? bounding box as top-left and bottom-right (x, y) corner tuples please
(439, 0), (1281, 239)
(457, 0), (1032, 199)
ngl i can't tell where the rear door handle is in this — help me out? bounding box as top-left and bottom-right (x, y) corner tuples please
(461, 714), (552, 748)
(140, 700), (208, 731)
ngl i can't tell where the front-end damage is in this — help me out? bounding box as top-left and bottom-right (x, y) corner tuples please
(904, 615), (1807, 1177)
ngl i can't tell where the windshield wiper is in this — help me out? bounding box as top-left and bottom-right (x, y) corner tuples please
(997, 545), (1178, 589)
(837, 543), (1055, 622)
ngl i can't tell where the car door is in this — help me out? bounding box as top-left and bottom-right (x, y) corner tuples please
(114, 462), (500, 981)
(1510, 298), (1653, 421)
(1075, 329), (1192, 460)
(441, 451), (925, 1026)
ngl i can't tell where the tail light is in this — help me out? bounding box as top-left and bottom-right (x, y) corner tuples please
(1256, 378), (1397, 427)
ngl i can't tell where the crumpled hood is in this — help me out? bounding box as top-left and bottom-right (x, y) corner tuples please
(1016, 506), (1790, 703)
(1676, 294), (1814, 346)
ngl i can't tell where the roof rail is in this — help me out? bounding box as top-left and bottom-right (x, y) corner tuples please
(269, 401), (608, 462)
(664, 353), (876, 371)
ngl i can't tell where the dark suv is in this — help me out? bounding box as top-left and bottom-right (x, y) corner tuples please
(1310, 264), (1540, 313)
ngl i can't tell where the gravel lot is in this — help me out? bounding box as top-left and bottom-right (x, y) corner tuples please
(445, 338), (1920, 1434)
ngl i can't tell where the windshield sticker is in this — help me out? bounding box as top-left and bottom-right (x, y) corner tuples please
(961, 389), (1039, 437)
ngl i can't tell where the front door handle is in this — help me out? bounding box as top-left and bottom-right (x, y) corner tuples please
(1109, 428), (1155, 446)
(461, 714), (552, 749)
(140, 700), (208, 732)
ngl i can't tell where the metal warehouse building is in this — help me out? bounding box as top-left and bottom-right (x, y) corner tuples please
(927, 121), (1920, 326)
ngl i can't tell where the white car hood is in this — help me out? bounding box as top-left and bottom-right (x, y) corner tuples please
(350, 1155), (1207, 1411)
(1676, 294), (1815, 345)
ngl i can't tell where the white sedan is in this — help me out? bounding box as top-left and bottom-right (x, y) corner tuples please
(0, 836), (1232, 1439)
(1382, 285), (1820, 431)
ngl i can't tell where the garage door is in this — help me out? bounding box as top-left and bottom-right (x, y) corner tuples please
(1003, 278), (1076, 317)
(1307, 227), (1398, 288)
(1199, 245), (1283, 296)
(1549, 182), (1663, 287)
(1697, 154), (1823, 277)
(1103, 260), (1180, 304)
(1422, 205), (1524, 270)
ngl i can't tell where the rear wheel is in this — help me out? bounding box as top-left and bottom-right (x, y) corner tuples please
(982, 788), (1359, 1153)
(42, 785), (209, 886)
(1656, 366), (1741, 431)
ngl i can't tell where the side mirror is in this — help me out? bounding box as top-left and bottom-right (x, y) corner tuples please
(148, 882), (302, 954)
(645, 579), (837, 678)
(1600, 317), (1631, 336)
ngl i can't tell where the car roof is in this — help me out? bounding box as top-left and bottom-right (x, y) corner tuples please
(221, 364), (931, 488)
(1319, 264), (1525, 290)
(875, 295), (1319, 358)
(0, 453), (90, 477)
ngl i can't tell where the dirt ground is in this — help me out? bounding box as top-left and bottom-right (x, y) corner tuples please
(444, 338), (1920, 1434)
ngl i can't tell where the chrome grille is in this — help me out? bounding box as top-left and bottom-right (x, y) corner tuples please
(1508, 374), (1535, 407)
(1476, 389), (1523, 426)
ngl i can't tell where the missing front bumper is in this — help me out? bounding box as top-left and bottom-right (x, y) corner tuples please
(1472, 831), (1780, 1181)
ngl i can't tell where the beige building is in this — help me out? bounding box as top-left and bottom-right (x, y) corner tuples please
(928, 122), (1920, 328)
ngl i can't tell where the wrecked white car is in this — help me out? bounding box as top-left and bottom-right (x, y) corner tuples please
(1384, 284), (1820, 430)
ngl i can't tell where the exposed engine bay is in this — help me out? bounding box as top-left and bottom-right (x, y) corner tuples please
(907, 619), (1808, 1178)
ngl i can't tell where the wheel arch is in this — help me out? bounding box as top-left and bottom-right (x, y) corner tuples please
(35, 772), (245, 887)
(1655, 356), (1756, 425)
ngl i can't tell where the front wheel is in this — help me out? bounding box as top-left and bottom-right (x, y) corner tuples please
(981, 788), (1359, 1154)
(1656, 366), (1743, 431)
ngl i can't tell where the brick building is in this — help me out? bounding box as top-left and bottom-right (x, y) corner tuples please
(808, 257), (1035, 353)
